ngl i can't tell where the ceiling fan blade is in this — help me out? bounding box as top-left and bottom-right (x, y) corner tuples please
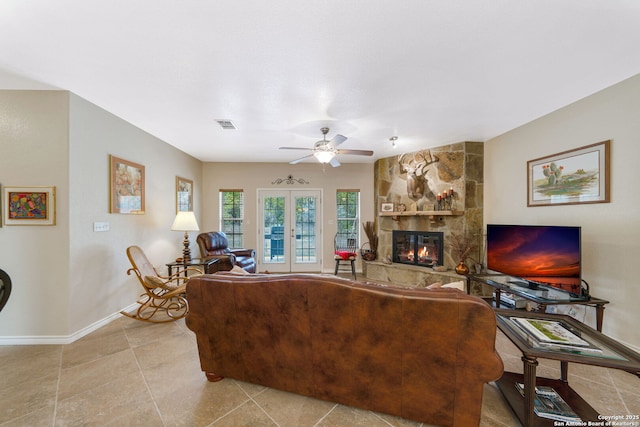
(329, 157), (341, 167)
(335, 149), (374, 156)
(279, 146), (314, 151)
(326, 134), (347, 149)
(289, 154), (314, 164)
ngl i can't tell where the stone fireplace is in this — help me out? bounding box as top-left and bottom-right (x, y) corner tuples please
(364, 141), (486, 292)
(392, 230), (443, 268)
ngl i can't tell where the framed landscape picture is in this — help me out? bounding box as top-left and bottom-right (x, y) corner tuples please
(3, 186), (56, 226)
(110, 155), (145, 214)
(176, 176), (193, 212)
(527, 140), (610, 207)
(381, 202), (394, 212)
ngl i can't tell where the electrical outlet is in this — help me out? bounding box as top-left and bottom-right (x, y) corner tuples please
(93, 222), (110, 232)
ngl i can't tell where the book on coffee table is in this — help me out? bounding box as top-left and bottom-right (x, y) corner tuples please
(512, 317), (603, 353)
(514, 317), (588, 346)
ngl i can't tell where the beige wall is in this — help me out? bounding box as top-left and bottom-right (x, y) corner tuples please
(201, 162), (374, 273)
(0, 90), (201, 341)
(0, 90), (70, 337)
(485, 73), (640, 349)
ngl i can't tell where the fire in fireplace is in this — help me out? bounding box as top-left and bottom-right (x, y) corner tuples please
(392, 230), (444, 268)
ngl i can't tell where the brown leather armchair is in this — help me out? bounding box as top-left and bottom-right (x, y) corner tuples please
(196, 231), (256, 273)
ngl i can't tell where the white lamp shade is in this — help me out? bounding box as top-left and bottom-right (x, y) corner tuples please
(314, 150), (335, 164)
(171, 211), (200, 231)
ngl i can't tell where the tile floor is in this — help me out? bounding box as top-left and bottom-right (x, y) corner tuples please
(1, 314), (639, 426)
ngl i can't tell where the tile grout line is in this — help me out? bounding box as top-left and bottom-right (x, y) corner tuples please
(369, 410), (398, 426)
(122, 324), (167, 427)
(608, 368), (632, 416)
(248, 395), (281, 426)
(51, 345), (64, 427)
(205, 381), (262, 426)
(312, 403), (339, 427)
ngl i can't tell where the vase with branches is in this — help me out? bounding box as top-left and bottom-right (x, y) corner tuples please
(449, 231), (477, 275)
(361, 221), (378, 261)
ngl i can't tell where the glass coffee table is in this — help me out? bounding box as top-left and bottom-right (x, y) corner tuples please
(494, 309), (640, 427)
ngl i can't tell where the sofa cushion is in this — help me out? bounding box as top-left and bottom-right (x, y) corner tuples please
(229, 265), (250, 274)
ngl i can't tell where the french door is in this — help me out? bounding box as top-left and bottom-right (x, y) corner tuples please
(258, 189), (322, 272)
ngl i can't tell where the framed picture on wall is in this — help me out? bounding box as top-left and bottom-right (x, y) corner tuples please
(527, 140), (610, 207)
(176, 176), (193, 212)
(109, 155), (145, 214)
(2, 186), (56, 226)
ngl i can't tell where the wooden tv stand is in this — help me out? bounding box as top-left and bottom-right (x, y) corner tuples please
(467, 273), (609, 332)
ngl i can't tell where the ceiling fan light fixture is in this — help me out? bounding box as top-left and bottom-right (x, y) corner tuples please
(390, 136), (398, 148)
(314, 150), (335, 164)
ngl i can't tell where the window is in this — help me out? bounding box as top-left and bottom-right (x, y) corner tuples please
(219, 190), (244, 249)
(336, 190), (360, 245)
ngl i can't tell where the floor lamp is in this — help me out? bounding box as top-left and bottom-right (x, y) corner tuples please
(171, 211), (200, 263)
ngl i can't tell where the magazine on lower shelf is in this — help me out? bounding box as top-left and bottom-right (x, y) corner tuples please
(516, 382), (581, 423)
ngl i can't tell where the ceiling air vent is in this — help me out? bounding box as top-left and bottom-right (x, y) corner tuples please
(216, 119), (237, 130)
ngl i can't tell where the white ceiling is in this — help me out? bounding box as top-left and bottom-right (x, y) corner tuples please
(1, 0), (640, 164)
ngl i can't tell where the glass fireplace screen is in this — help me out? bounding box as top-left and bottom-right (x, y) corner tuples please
(392, 231), (444, 268)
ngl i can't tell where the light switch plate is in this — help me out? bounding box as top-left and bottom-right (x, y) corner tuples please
(93, 222), (110, 232)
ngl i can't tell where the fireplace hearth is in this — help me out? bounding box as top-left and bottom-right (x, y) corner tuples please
(392, 230), (444, 268)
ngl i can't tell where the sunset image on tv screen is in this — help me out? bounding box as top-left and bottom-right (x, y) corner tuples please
(487, 225), (581, 288)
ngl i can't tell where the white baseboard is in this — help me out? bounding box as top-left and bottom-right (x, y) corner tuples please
(0, 303), (137, 345)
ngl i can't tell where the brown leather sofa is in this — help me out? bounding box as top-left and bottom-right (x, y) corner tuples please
(185, 273), (503, 427)
(196, 231), (256, 273)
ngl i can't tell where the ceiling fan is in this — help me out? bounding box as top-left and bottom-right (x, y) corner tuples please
(279, 127), (374, 167)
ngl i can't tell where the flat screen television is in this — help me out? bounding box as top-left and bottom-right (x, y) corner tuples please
(486, 224), (583, 296)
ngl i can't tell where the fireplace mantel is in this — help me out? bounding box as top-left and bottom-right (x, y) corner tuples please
(379, 210), (463, 224)
(379, 210), (463, 217)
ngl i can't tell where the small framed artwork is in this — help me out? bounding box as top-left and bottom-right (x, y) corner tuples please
(3, 186), (56, 225)
(527, 140), (610, 207)
(110, 155), (145, 214)
(381, 202), (394, 212)
(176, 176), (193, 212)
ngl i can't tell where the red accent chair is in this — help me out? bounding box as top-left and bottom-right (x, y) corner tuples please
(334, 232), (357, 279)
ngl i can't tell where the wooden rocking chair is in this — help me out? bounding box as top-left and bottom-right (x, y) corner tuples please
(122, 245), (202, 323)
